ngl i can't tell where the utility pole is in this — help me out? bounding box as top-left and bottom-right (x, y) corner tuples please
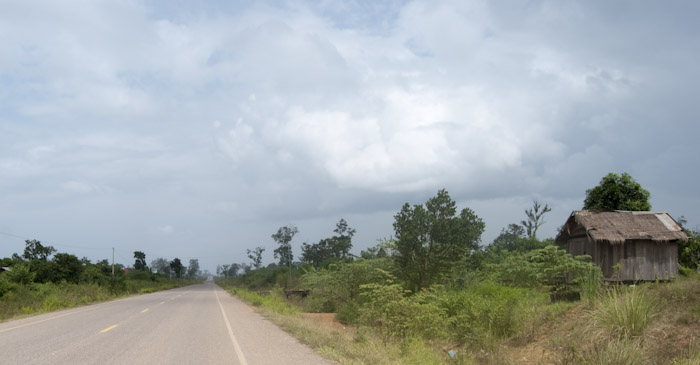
(112, 247), (115, 277)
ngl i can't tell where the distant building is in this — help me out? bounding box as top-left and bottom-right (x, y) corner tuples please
(555, 210), (688, 281)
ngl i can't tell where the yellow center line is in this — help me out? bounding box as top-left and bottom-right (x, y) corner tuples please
(160, 301), (165, 305)
(141, 308), (149, 313)
(100, 325), (118, 333)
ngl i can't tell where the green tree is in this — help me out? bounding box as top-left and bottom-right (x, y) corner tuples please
(272, 225), (298, 267)
(150, 257), (170, 275)
(133, 251), (147, 271)
(52, 253), (83, 283)
(22, 240), (56, 261)
(393, 189), (485, 290)
(584, 172), (651, 211)
(187, 259), (199, 278)
(300, 239), (332, 268)
(488, 224), (549, 254)
(331, 218), (355, 258)
(246, 247), (265, 269)
(676, 217), (700, 270)
(169, 258), (184, 278)
(521, 201), (551, 238)
(300, 219), (356, 268)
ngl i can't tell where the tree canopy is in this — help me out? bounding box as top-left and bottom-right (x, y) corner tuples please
(583, 172), (651, 211)
(133, 251), (147, 271)
(392, 189), (485, 290)
(22, 240), (56, 261)
(247, 247), (265, 269)
(272, 225), (298, 267)
(169, 258), (184, 278)
(301, 219), (356, 268)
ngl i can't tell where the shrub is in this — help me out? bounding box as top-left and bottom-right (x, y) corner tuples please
(301, 259), (393, 315)
(437, 283), (544, 343)
(489, 245), (598, 292)
(359, 280), (448, 341)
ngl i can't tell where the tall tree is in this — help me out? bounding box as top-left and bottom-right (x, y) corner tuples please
(246, 247), (265, 269)
(393, 189), (485, 290)
(584, 172), (651, 211)
(520, 201), (551, 238)
(22, 240), (56, 261)
(169, 258), (184, 278)
(331, 218), (356, 258)
(133, 251), (147, 271)
(187, 259), (200, 278)
(150, 257), (170, 275)
(272, 225), (298, 267)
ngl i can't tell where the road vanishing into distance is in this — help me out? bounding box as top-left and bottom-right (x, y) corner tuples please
(0, 280), (329, 364)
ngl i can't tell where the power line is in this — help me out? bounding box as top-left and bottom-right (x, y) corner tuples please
(0, 231), (110, 250)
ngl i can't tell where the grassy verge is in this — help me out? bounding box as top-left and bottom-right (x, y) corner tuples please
(0, 277), (200, 322)
(548, 275), (700, 364)
(216, 278), (453, 364)
(219, 276), (700, 364)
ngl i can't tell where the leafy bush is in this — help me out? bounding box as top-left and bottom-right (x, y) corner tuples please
(489, 245), (597, 292)
(359, 280), (448, 341)
(678, 230), (700, 270)
(301, 258), (393, 314)
(436, 283), (545, 343)
(6, 263), (35, 285)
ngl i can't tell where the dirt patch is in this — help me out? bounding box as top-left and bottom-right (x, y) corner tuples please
(302, 313), (353, 332)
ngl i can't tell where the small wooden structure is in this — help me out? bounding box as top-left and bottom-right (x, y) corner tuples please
(283, 290), (310, 299)
(555, 210), (688, 281)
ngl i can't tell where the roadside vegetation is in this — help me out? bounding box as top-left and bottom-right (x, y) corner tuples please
(217, 173), (700, 364)
(0, 241), (203, 322)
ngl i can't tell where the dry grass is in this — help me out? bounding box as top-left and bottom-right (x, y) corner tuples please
(589, 286), (657, 339)
(261, 309), (458, 364)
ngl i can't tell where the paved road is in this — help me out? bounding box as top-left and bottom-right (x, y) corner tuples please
(0, 280), (329, 364)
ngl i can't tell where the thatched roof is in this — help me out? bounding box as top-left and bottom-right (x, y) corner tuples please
(555, 210), (688, 245)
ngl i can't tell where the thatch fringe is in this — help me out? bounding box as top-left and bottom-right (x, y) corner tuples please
(556, 210), (688, 245)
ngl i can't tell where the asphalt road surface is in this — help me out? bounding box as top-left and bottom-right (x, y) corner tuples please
(0, 280), (329, 364)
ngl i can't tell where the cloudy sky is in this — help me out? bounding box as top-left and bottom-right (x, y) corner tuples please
(1, 0), (698, 273)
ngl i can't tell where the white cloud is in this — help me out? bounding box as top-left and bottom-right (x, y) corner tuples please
(157, 225), (174, 234)
(61, 180), (96, 194)
(1, 0), (699, 270)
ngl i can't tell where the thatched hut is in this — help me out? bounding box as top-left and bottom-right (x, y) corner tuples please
(555, 210), (688, 281)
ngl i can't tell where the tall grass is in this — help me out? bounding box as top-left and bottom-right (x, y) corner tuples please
(217, 281), (299, 315)
(589, 286), (657, 339)
(583, 338), (647, 365)
(579, 266), (603, 304)
(671, 340), (700, 365)
(0, 277), (199, 322)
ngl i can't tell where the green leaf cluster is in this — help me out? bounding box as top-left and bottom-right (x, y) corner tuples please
(583, 172), (651, 211)
(488, 245), (600, 291)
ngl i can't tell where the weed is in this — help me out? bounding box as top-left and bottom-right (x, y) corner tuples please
(671, 339), (700, 365)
